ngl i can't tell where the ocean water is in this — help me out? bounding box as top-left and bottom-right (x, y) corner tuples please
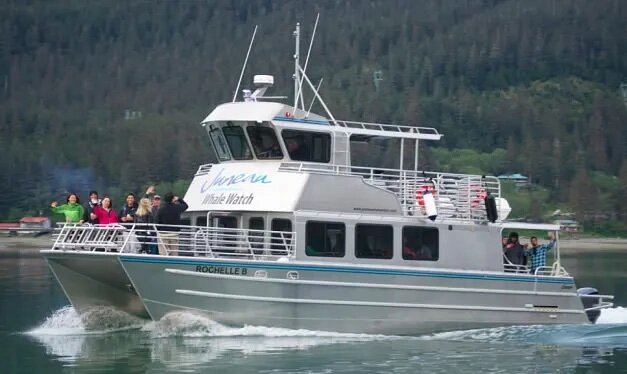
(1, 241), (627, 373)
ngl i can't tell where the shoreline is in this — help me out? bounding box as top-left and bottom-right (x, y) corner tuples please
(1, 234), (626, 252)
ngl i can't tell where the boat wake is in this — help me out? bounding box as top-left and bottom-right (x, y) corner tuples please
(422, 307), (627, 346)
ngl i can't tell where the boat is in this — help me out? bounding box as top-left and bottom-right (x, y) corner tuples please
(41, 23), (613, 334)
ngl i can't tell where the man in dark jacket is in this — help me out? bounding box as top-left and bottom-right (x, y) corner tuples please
(156, 192), (188, 256)
(81, 190), (101, 224)
(119, 193), (138, 223)
(503, 232), (525, 270)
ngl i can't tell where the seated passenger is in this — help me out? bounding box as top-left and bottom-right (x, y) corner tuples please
(285, 136), (309, 161)
(402, 238), (417, 260)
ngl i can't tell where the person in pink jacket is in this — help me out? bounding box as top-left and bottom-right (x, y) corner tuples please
(90, 196), (119, 225)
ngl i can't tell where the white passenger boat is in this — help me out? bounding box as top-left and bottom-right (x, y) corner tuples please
(41, 23), (613, 334)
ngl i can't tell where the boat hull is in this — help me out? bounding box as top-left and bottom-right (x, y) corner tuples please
(41, 250), (149, 319)
(119, 255), (588, 334)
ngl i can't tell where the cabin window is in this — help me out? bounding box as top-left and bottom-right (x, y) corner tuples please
(207, 127), (231, 161)
(402, 226), (439, 261)
(247, 126), (283, 159)
(355, 224), (393, 259)
(270, 218), (292, 253)
(282, 130), (331, 163)
(214, 215), (237, 229)
(248, 217), (265, 251)
(196, 216), (208, 227)
(222, 124), (253, 160)
(305, 221), (345, 257)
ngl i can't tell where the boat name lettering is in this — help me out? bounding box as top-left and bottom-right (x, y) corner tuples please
(202, 192), (254, 205)
(201, 169), (272, 192)
(196, 265), (248, 275)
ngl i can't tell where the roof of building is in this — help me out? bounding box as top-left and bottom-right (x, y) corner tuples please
(19, 216), (50, 223)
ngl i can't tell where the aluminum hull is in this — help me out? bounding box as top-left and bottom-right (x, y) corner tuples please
(41, 250), (149, 319)
(120, 255), (588, 335)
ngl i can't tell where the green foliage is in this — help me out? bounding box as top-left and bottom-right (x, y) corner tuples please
(0, 1), (625, 236)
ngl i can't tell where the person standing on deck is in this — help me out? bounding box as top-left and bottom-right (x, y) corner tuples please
(134, 198), (156, 254)
(50, 193), (84, 223)
(525, 232), (556, 274)
(91, 196), (119, 225)
(81, 190), (101, 224)
(157, 192), (188, 256)
(503, 232), (525, 267)
(119, 193), (138, 224)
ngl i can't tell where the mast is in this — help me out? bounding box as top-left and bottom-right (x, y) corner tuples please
(293, 23), (300, 109)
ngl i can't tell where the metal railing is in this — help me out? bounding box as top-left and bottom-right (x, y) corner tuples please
(279, 162), (501, 222)
(51, 223), (296, 260)
(333, 120), (441, 138)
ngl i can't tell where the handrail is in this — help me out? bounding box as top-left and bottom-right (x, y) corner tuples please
(51, 223), (296, 260)
(280, 162), (501, 222)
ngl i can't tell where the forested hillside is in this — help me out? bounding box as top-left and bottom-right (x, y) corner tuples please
(1, 0), (626, 232)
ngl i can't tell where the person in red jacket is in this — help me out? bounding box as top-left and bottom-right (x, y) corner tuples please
(90, 196), (119, 225)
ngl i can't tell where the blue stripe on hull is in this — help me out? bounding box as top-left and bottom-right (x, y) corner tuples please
(120, 256), (574, 285)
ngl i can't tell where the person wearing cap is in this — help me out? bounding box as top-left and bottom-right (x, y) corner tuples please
(144, 186), (161, 218)
(503, 232), (525, 268)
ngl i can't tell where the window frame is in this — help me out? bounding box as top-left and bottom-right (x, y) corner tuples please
(221, 123), (253, 160)
(401, 226), (439, 261)
(281, 129), (332, 163)
(305, 221), (346, 258)
(354, 223), (394, 260)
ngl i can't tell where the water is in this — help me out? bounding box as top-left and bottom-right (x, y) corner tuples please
(2, 239), (627, 373)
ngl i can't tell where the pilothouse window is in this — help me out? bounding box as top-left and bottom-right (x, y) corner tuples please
(207, 128), (231, 161)
(282, 130), (331, 163)
(222, 124), (253, 160)
(247, 126), (283, 159)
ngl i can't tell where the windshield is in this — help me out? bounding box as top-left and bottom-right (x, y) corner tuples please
(222, 123), (253, 160)
(207, 127), (231, 161)
(247, 125), (283, 159)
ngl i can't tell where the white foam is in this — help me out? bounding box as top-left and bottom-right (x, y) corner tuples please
(143, 310), (390, 340)
(597, 307), (627, 324)
(26, 305), (145, 336)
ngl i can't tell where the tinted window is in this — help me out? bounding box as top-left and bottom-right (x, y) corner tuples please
(222, 124), (253, 160)
(247, 126), (283, 159)
(305, 221), (345, 257)
(248, 217), (265, 251)
(207, 128), (231, 161)
(196, 216), (207, 227)
(282, 130), (331, 163)
(355, 224), (393, 259)
(271, 219), (292, 254)
(402, 226), (439, 261)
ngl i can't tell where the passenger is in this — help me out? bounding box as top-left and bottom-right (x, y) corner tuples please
(90, 196), (119, 225)
(402, 238), (417, 260)
(81, 190), (101, 224)
(50, 193), (85, 223)
(419, 244), (433, 260)
(151, 194), (161, 219)
(134, 198), (156, 254)
(119, 193), (138, 224)
(503, 232), (525, 267)
(142, 185), (161, 217)
(525, 232), (556, 274)
(156, 192), (189, 256)
(501, 236), (509, 249)
(285, 136), (308, 161)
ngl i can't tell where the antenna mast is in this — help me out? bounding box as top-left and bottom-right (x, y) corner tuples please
(293, 23), (301, 109)
(232, 25), (258, 102)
